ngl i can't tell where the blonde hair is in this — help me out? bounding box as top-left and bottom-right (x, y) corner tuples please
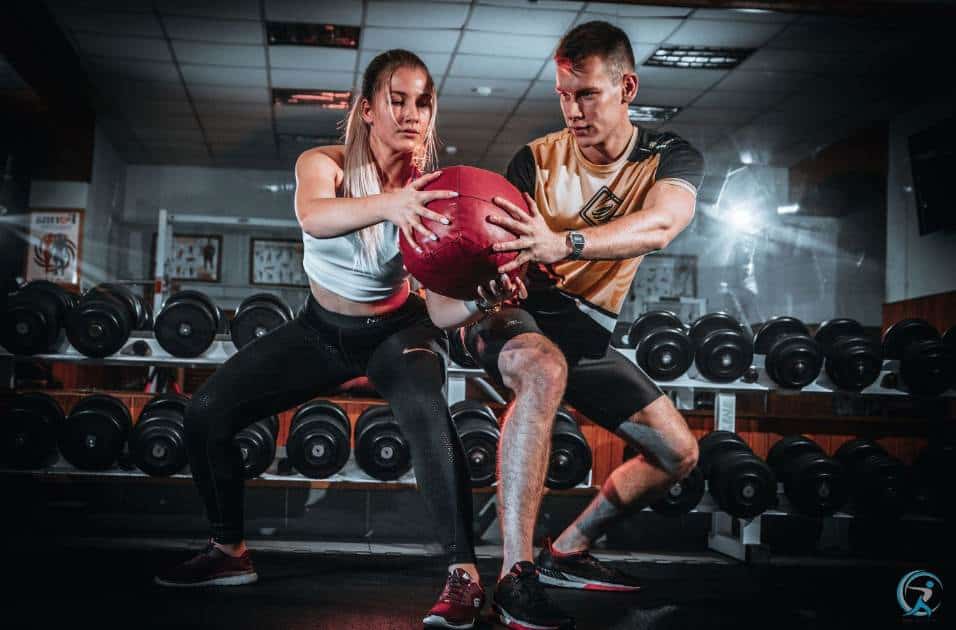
(340, 50), (439, 272)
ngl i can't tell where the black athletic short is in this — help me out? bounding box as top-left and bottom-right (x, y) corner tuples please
(457, 292), (664, 432)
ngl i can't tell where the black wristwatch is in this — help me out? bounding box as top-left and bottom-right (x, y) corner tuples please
(566, 231), (585, 260)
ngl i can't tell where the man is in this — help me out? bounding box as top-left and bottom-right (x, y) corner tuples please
(427, 20), (703, 630)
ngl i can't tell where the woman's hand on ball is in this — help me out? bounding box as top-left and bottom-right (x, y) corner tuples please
(489, 193), (569, 272)
(389, 170), (456, 252)
(476, 273), (527, 307)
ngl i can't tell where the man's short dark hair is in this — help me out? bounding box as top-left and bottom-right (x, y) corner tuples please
(555, 21), (635, 84)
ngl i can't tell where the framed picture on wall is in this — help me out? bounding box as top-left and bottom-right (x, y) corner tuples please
(250, 238), (308, 287)
(152, 233), (223, 283)
(24, 209), (84, 289)
(630, 253), (698, 301)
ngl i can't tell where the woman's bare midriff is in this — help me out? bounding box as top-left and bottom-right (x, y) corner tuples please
(309, 279), (410, 317)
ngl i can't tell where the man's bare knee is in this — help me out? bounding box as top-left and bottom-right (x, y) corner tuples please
(498, 334), (567, 395)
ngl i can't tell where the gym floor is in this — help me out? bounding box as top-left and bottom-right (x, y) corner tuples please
(6, 539), (947, 630)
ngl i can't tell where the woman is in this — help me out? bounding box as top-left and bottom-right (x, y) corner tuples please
(155, 49), (509, 630)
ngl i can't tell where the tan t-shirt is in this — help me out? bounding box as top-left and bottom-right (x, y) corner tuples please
(506, 124), (704, 334)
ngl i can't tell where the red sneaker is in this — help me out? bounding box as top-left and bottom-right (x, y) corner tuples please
(422, 568), (485, 629)
(154, 541), (258, 587)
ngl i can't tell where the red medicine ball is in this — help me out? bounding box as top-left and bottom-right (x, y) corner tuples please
(399, 166), (531, 300)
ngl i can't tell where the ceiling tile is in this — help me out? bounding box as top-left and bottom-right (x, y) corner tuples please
(89, 58), (181, 83)
(188, 84), (270, 103)
(636, 66), (727, 90)
(361, 28), (460, 53)
(359, 51), (451, 77)
(98, 78), (188, 101)
(47, 0), (154, 12)
(123, 99), (195, 118)
(155, 0), (260, 20)
(172, 42), (266, 67)
(195, 101), (273, 119)
(450, 55), (544, 80)
(125, 112), (199, 130)
(582, 3), (692, 18)
(671, 107), (757, 125)
(203, 116), (274, 132)
(769, 20), (899, 52)
(437, 95), (518, 113)
(481, 0), (584, 9)
(512, 99), (564, 118)
(57, 10), (164, 37)
(437, 111), (510, 128)
(525, 80), (558, 100)
(163, 16), (264, 44)
(634, 87), (702, 107)
(573, 15), (683, 44)
(738, 48), (877, 74)
(713, 69), (811, 93)
(692, 90), (786, 109)
(264, 0), (363, 25)
(366, 2), (469, 28)
(459, 31), (555, 58)
(271, 69), (355, 90)
(691, 8), (796, 23)
(666, 19), (786, 48)
(441, 77), (531, 99)
(270, 47), (357, 71)
(180, 64), (268, 87)
(73, 33), (171, 62)
(469, 5), (576, 36)
(135, 127), (205, 142)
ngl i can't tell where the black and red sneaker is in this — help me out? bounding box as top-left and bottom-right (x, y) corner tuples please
(536, 539), (641, 592)
(422, 568), (485, 629)
(492, 561), (574, 630)
(154, 541), (258, 587)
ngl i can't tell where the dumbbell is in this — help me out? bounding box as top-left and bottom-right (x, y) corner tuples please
(623, 444), (704, 516)
(58, 394), (132, 470)
(628, 311), (693, 381)
(942, 325), (955, 349)
(688, 312), (754, 383)
(450, 400), (500, 487)
(0, 392), (65, 469)
(545, 408), (592, 490)
(753, 316), (823, 389)
(2, 281), (77, 355)
(355, 405), (411, 481)
(287, 400), (351, 479)
(234, 415), (279, 479)
(834, 438), (908, 518)
(154, 290), (223, 357)
(882, 319), (955, 397)
(66, 283), (151, 358)
(698, 431), (776, 519)
(230, 293), (294, 350)
(767, 435), (847, 517)
(129, 393), (189, 477)
(813, 318), (882, 391)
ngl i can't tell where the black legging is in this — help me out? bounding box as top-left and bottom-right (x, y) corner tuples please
(183, 293), (476, 565)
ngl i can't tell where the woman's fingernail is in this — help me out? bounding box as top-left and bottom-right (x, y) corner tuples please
(431, 234), (438, 241)
(451, 192), (458, 197)
(442, 218), (450, 225)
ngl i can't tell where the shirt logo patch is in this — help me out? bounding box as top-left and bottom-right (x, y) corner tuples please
(579, 186), (623, 226)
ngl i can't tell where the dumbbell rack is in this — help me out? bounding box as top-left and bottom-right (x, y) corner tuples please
(2, 332), (952, 563)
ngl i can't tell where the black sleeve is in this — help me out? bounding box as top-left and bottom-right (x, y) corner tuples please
(505, 145), (536, 196)
(655, 133), (704, 191)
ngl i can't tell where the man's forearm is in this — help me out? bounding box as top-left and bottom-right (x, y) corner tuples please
(572, 207), (673, 260)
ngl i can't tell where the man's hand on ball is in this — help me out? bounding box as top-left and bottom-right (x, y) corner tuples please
(389, 170), (456, 252)
(489, 193), (571, 272)
(476, 273), (528, 309)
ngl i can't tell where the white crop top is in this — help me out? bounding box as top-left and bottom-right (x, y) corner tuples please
(301, 224), (408, 302)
